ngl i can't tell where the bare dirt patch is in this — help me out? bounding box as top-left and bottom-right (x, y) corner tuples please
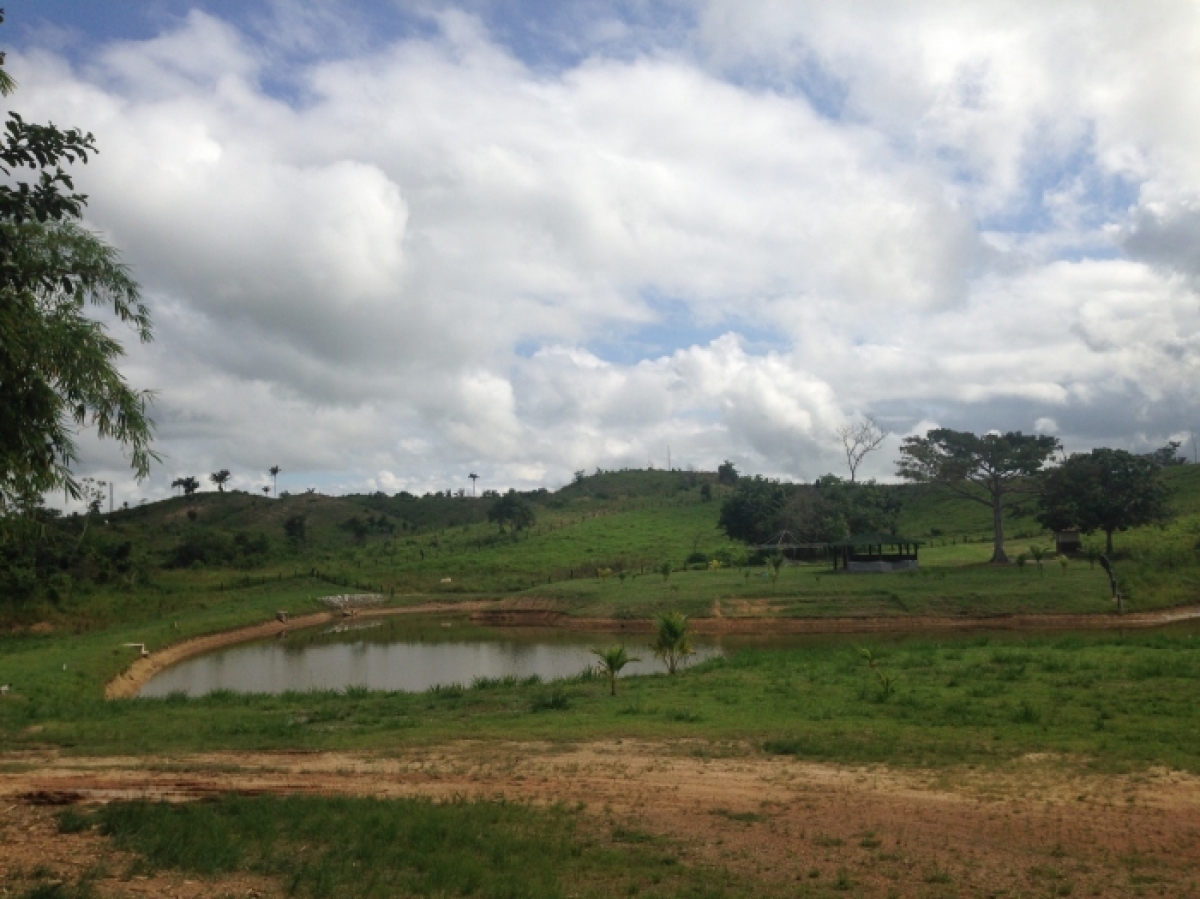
(0, 798), (282, 898)
(3, 743), (1199, 897)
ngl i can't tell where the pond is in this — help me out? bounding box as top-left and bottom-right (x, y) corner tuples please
(138, 616), (724, 697)
(137, 614), (1200, 698)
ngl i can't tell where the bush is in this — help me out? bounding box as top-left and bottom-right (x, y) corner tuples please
(530, 688), (571, 711)
(168, 532), (234, 568)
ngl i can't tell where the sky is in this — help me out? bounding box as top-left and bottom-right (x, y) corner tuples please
(8, 0), (1200, 505)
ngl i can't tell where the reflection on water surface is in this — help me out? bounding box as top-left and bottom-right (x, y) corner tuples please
(139, 616), (721, 696)
(138, 614), (1200, 697)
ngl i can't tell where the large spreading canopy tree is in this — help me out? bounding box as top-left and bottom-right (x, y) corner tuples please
(896, 429), (1059, 564)
(0, 11), (154, 515)
(1036, 448), (1173, 554)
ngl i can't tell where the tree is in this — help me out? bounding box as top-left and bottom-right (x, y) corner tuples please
(269, 465), (281, 496)
(283, 513), (307, 545)
(837, 415), (889, 482)
(209, 469), (231, 492)
(340, 515), (369, 544)
(718, 476), (786, 544)
(0, 16), (155, 515)
(775, 476), (901, 543)
(591, 644), (639, 696)
(468, 472), (479, 495)
(1036, 448), (1173, 554)
(650, 612), (694, 674)
(487, 489), (535, 533)
(896, 429), (1059, 564)
(717, 460), (738, 486)
(1140, 441), (1187, 468)
(177, 476), (200, 496)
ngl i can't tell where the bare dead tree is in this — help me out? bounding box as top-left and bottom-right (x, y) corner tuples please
(837, 415), (889, 482)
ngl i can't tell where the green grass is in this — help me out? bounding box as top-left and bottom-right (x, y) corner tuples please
(6, 625), (1200, 773)
(2, 465), (1200, 774)
(11, 464), (1200, 632)
(64, 795), (770, 899)
(521, 542), (1136, 619)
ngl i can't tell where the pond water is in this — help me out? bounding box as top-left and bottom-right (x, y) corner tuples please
(137, 614), (1200, 698)
(138, 616), (724, 697)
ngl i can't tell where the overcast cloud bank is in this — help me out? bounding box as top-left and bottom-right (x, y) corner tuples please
(12, 1), (1200, 504)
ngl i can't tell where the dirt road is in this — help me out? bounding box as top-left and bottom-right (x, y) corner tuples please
(3, 742), (1198, 897)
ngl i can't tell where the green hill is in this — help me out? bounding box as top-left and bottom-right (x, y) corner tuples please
(4, 464), (1199, 629)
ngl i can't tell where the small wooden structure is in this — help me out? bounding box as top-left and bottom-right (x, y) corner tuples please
(1054, 530), (1082, 556)
(828, 533), (924, 573)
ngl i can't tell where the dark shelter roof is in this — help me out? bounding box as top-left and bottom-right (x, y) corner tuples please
(827, 533), (925, 548)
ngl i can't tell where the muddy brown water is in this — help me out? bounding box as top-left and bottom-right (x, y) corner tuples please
(136, 607), (1200, 697)
(138, 617), (723, 696)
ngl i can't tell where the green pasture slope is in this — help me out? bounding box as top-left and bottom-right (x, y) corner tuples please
(13, 464), (1197, 631)
(1, 464), (1199, 764)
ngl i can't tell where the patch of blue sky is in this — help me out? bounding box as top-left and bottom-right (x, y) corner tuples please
(513, 338), (542, 359)
(1053, 244), (1125, 264)
(977, 134), (1141, 238)
(12, 0), (248, 53)
(456, 0), (696, 73)
(14, 1), (696, 82)
(584, 292), (785, 365)
(713, 50), (850, 121)
(13, 1), (437, 107)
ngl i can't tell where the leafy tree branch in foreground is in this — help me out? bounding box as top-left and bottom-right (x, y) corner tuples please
(0, 16), (154, 515)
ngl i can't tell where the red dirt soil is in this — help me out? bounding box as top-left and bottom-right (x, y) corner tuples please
(3, 742), (1199, 897)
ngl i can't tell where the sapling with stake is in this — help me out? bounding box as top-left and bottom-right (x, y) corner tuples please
(769, 554), (784, 583)
(1028, 545), (1046, 576)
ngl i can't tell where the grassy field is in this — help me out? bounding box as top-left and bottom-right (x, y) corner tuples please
(3, 467), (1200, 897)
(0, 465), (1197, 760)
(522, 544), (1125, 619)
(48, 795), (777, 899)
(10, 464), (1200, 632)
(4, 619), (1200, 776)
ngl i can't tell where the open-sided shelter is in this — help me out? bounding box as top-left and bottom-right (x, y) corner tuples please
(828, 533), (924, 573)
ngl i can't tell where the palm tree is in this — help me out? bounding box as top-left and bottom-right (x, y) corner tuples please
(261, 486), (270, 496)
(650, 612), (694, 674)
(269, 465), (281, 496)
(209, 469), (231, 492)
(469, 472), (479, 495)
(591, 644), (639, 696)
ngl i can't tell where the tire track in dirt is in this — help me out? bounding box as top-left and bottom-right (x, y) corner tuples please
(3, 742), (1200, 897)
